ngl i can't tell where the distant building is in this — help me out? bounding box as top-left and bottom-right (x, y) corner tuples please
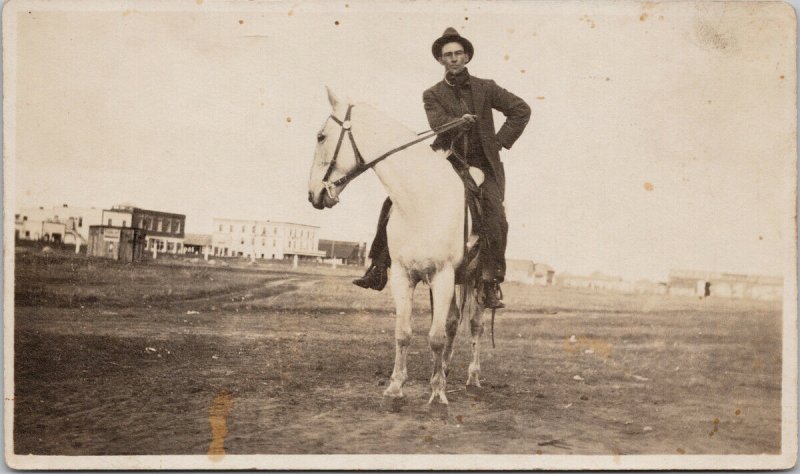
(318, 239), (366, 265)
(211, 218), (326, 260)
(15, 204), (103, 244)
(183, 234), (213, 255)
(668, 269), (782, 301)
(505, 259), (555, 285)
(102, 204), (186, 254)
(556, 272), (632, 292)
(87, 226), (147, 262)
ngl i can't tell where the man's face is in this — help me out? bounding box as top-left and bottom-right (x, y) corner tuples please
(438, 41), (469, 74)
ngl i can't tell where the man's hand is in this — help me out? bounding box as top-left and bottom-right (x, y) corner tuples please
(462, 114), (477, 123)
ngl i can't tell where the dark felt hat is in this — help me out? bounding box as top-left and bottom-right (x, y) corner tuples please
(431, 27), (474, 62)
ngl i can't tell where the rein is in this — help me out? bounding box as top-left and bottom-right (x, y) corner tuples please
(322, 104), (467, 201)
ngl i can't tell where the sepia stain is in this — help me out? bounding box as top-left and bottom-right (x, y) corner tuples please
(640, 13), (648, 21)
(520, 69), (526, 74)
(694, 21), (735, 52)
(195, 0), (203, 4)
(659, 15), (664, 20)
(207, 390), (234, 461)
(345, 3), (349, 7)
(465, 16), (469, 21)
(122, 10), (131, 16)
(780, 75), (785, 80)
(456, 415), (463, 423)
(238, 19), (244, 24)
(536, 96), (545, 100)
(506, 28), (515, 34)
(334, 20), (340, 26)
(758, 235), (763, 240)
(286, 117), (292, 123)
(287, 9), (293, 16)
(644, 182), (654, 191)
(676, 448), (686, 454)
(735, 409), (741, 416)
(504, 54), (509, 61)
(536, 449), (543, 454)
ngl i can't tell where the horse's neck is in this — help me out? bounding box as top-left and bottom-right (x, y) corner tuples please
(373, 150), (451, 214)
(350, 103), (458, 217)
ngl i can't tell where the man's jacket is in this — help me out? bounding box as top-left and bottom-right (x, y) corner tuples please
(423, 74), (531, 195)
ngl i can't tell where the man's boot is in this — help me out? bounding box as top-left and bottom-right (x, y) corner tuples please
(352, 263), (388, 291)
(483, 280), (505, 309)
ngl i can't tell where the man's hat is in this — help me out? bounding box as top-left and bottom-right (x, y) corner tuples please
(431, 27), (474, 62)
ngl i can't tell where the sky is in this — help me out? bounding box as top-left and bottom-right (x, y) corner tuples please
(5, 0), (796, 281)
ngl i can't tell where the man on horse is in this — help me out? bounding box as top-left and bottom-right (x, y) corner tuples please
(353, 27), (531, 309)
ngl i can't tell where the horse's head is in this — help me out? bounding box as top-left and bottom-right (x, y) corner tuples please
(307, 87), (360, 210)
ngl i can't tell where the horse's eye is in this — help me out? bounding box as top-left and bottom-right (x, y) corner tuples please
(317, 133), (326, 143)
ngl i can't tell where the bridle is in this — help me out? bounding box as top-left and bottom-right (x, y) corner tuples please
(321, 104), (365, 202)
(320, 104), (468, 202)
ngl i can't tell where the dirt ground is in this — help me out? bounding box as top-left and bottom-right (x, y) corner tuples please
(12, 249), (783, 455)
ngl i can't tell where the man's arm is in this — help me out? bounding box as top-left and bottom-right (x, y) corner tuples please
(423, 89), (472, 142)
(489, 80), (531, 150)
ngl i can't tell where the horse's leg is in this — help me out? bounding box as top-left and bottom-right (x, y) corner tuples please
(442, 293), (460, 377)
(428, 265), (455, 404)
(383, 266), (413, 398)
(466, 291), (484, 387)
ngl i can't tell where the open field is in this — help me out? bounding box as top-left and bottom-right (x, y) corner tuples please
(12, 249), (783, 455)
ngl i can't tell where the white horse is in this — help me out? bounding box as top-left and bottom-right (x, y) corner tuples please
(308, 88), (486, 404)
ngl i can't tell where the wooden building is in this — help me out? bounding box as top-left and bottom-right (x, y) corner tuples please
(87, 226), (147, 262)
(318, 239), (366, 265)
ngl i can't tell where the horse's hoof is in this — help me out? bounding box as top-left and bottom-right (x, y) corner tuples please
(383, 385), (405, 399)
(427, 390), (449, 405)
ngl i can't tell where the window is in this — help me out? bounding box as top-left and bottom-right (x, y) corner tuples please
(165, 220), (172, 233)
(242, 225), (245, 232)
(219, 224), (223, 232)
(78, 217), (83, 227)
(262, 239), (266, 246)
(241, 239), (244, 245)
(157, 220), (163, 232)
(175, 222), (181, 234)
(122, 220), (127, 227)
(229, 225), (233, 232)
(25, 231), (30, 238)
(108, 219), (112, 226)
(252, 225), (256, 233)
(274, 228), (277, 234)
(261, 228), (266, 235)
(273, 240), (276, 246)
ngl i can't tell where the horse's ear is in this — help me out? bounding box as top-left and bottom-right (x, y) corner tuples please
(326, 86), (340, 109)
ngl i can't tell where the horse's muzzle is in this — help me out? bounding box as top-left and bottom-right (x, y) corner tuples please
(308, 191), (325, 210)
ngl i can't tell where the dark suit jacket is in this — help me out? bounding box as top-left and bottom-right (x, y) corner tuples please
(423, 75), (531, 194)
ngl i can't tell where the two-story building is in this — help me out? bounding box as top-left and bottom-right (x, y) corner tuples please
(101, 205), (186, 254)
(211, 218), (325, 260)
